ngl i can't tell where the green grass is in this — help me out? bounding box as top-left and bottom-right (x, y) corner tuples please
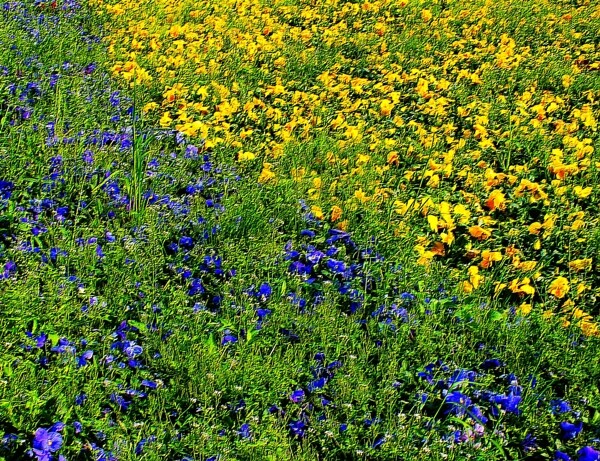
(0, 1), (599, 461)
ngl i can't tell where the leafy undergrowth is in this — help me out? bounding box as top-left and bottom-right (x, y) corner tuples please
(0, 1), (599, 461)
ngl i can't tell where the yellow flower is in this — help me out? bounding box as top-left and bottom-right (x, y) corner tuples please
(573, 186), (592, 198)
(237, 151), (256, 161)
(427, 215), (439, 232)
(510, 278), (535, 296)
(421, 9), (432, 22)
(311, 205), (324, 220)
(337, 220), (349, 231)
(528, 222), (542, 235)
(569, 258), (592, 272)
(258, 163), (276, 184)
(427, 174), (440, 188)
(380, 100), (395, 116)
(142, 102), (159, 112)
(468, 266), (482, 289)
(518, 260), (537, 272)
(387, 151), (399, 166)
(354, 189), (370, 204)
(159, 112), (173, 128)
(581, 321), (599, 336)
(548, 276), (570, 299)
(517, 303), (532, 316)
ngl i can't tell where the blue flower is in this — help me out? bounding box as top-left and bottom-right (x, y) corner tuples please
(238, 424), (251, 439)
(289, 420), (306, 438)
(521, 433), (538, 452)
(256, 308), (271, 320)
(110, 393), (131, 410)
(444, 391), (472, 417)
(308, 377), (327, 392)
(493, 392), (521, 415)
(551, 399), (572, 414)
(372, 435), (386, 449)
(448, 369), (477, 385)
(326, 259), (346, 274)
(0, 180), (14, 200)
(221, 333), (237, 345)
(32, 427), (63, 460)
(77, 350), (94, 367)
(578, 447), (600, 461)
(554, 451), (572, 461)
(480, 359), (503, 370)
(560, 421), (583, 441)
(179, 236), (194, 250)
(290, 389), (305, 403)
(289, 261), (311, 275)
(467, 404), (488, 424)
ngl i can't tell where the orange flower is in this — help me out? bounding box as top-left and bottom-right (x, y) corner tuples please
(528, 222), (542, 235)
(387, 151), (399, 166)
(486, 189), (506, 211)
(337, 220), (349, 231)
(431, 241), (445, 256)
(330, 205), (343, 222)
(480, 250), (502, 268)
(469, 225), (491, 240)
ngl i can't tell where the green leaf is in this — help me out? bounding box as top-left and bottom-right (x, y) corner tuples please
(280, 280), (287, 297)
(48, 333), (60, 346)
(205, 333), (217, 352)
(128, 320), (148, 333)
(489, 310), (504, 321)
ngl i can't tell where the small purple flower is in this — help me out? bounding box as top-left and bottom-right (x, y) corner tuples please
(82, 150), (94, 164)
(77, 350), (94, 367)
(83, 63), (96, 75)
(32, 427), (63, 458)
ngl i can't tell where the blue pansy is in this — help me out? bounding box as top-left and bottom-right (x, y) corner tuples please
(560, 421), (583, 441)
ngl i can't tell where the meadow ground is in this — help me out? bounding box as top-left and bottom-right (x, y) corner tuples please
(0, 0), (599, 459)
